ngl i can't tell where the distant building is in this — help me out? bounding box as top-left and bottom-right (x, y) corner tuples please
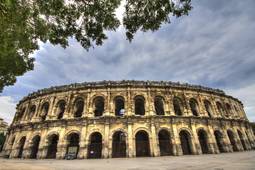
(0, 118), (8, 135)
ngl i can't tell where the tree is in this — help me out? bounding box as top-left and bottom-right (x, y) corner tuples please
(0, 0), (192, 92)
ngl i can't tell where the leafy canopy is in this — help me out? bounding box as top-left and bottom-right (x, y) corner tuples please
(0, 0), (192, 92)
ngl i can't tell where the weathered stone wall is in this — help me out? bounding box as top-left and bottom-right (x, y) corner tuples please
(2, 81), (255, 159)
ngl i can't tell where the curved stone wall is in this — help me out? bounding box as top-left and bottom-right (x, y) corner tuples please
(3, 80), (255, 159)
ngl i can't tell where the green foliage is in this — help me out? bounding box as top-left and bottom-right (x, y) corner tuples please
(0, 133), (6, 151)
(0, 0), (192, 92)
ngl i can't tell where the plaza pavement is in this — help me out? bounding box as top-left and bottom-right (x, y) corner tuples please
(0, 151), (254, 170)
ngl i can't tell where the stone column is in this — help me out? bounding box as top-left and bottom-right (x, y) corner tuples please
(103, 121), (110, 158)
(37, 130), (48, 159)
(127, 121), (134, 157)
(206, 126), (218, 154)
(56, 129), (67, 159)
(190, 123), (200, 155)
(77, 126), (87, 159)
(171, 123), (182, 156)
(150, 122), (159, 157)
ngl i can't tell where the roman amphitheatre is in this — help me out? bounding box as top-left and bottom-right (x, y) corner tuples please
(2, 80), (255, 159)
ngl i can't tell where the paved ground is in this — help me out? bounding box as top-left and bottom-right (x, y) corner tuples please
(0, 151), (255, 170)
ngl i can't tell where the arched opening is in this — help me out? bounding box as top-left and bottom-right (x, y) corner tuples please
(237, 130), (247, 151)
(135, 130), (150, 157)
(135, 96), (145, 115)
(114, 96), (125, 116)
(30, 135), (40, 159)
(173, 97), (183, 116)
(179, 130), (192, 155)
(28, 105), (36, 120)
(204, 100), (213, 118)
(87, 132), (102, 159)
(245, 131), (252, 148)
(66, 133), (80, 159)
(225, 103), (232, 118)
(16, 108), (26, 122)
(154, 96), (165, 115)
(94, 97), (104, 117)
(227, 130), (238, 152)
(214, 131), (225, 153)
(56, 100), (66, 119)
(17, 136), (26, 158)
(216, 102), (224, 117)
(158, 129), (172, 156)
(73, 98), (84, 118)
(189, 98), (199, 116)
(46, 134), (59, 159)
(197, 129), (209, 154)
(112, 131), (126, 158)
(41, 102), (49, 121)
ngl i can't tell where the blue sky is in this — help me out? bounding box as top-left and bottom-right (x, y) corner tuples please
(1, 0), (255, 123)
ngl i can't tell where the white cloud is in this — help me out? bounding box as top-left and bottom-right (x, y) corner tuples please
(0, 96), (16, 124)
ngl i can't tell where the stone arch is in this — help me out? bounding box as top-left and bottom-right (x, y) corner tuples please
(237, 130), (247, 151)
(56, 100), (66, 119)
(216, 101), (225, 117)
(227, 130), (238, 152)
(112, 131), (127, 158)
(189, 98), (199, 116)
(135, 130), (151, 157)
(225, 103), (232, 117)
(16, 107), (26, 122)
(173, 96), (184, 116)
(179, 130), (193, 155)
(46, 133), (59, 159)
(30, 135), (41, 159)
(41, 102), (49, 121)
(158, 129), (172, 156)
(197, 129), (210, 154)
(214, 130), (225, 153)
(114, 96), (125, 116)
(28, 105), (36, 120)
(93, 96), (105, 117)
(204, 100), (213, 118)
(73, 97), (84, 118)
(65, 132), (80, 159)
(154, 96), (165, 115)
(17, 136), (26, 158)
(134, 95), (145, 115)
(87, 132), (103, 159)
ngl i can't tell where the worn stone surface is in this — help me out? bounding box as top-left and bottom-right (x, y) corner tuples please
(0, 151), (255, 170)
(2, 80), (255, 159)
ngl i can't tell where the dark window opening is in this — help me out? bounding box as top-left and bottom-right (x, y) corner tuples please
(135, 130), (150, 157)
(41, 103), (49, 121)
(74, 99), (84, 118)
(227, 130), (238, 152)
(88, 132), (102, 159)
(197, 130), (209, 154)
(57, 101), (66, 119)
(66, 133), (80, 159)
(115, 97), (125, 116)
(17, 137), (26, 158)
(189, 99), (199, 116)
(173, 97), (183, 116)
(94, 97), (104, 117)
(179, 130), (192, 155)
(154, 97), (165, 115)
(158, 130), (172, 156)
(135, 96), (145, 115)
(46, 134), (59, 159)
(204, 100), (212, 117)
(112, 131), (126, 158)
(30, 135), (40, 159)
(214, 131), (225, 153)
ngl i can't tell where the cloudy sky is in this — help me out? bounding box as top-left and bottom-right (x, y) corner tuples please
(1, 0), (255, 123)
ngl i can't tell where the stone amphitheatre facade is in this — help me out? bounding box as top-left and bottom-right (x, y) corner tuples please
(3, 80), (255, 159)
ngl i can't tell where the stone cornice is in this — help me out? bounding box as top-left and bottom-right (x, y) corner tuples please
(17, 80), (242, 106)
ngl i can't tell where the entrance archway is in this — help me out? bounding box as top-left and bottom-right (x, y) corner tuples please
(30, 135), (40, 159)
(214, 131), (225, 153)
(66, 133), (80, 159)
(237, 130), (247, 151)
(158, 130), (172, 156)
(46, 134), (59, 159)
(112, 131), (126, 158)
(197, 129), (209, 154)
(227, 130), (238, 152)
(88, 132), (102, 159)
(17, 136), (26, 158)
(179, 130), (192, 155)
(135, 130), (150, 157)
